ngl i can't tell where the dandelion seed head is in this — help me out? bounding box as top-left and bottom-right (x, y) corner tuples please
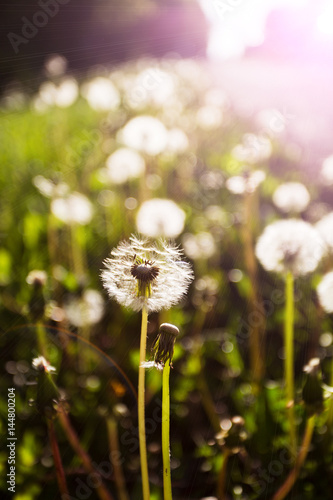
(321, 155), (333, 186)
(232, 134), (272, 164)
(38, 78), (78, 108)
(117, 115), (168, 155)
(105, 148), (145, 184)
(64, 289), (104, 327)
(33, 175), (69, 198)
(166, 128), (189, 154)
(317, 271), (333, 313)
(316, 212), (333, 253)
(101, 236), (193, 312)
(136, 199), (186, 238)
(255, 219), (324, 277)
(182, 232), (216, 260)
(226, 170), (266, 195)
(51, 192), (93, 225)
(272, 182), (310, 213)
(81, 77), (120, 111)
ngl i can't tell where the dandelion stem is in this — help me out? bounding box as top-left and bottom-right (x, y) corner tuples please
(284, 271), (296, 455)
(242, 190), (265, 386)
(138, 302), (150, 500)
(217, 449), (230, 500)
(106, 416), (129, 500)
(162, 359), (172, 500)
(272, 415), (315, 500)
(328, 354), (333, 432)
(47, 418), (69, 497)
(58, 409), (114, 500)
(36, 322), (47, 358)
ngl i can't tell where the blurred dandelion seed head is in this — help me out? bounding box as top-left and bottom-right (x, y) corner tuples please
(255, 219), (324, 277)
(64, 290), (104, 327)
(26, 270), (47, 287)
(317, 271), (333, 313)
(118, 115), (168, 155)
(321, 155), (333, 186)
(182, 232), (216, 260)
(51, 192), (93, 225)
(81, 77), (120, 111)
(136, 199), (186, 238)
(273, 182), (310, 213)
(101, 235), (193, 312)
(315, 212), (333, 253)
(105, 148), (145, 184)
(226, 170), (266, 195)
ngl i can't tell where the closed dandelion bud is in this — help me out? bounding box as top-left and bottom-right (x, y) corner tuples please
(152, 323), (180, 368)
(32, 356), (59, 419)
(27, 270), (47, 322)
(302, 358), (324, 415)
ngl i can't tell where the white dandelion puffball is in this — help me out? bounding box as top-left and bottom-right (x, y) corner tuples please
(232, 134), (272, 164)
(226, 170), (266, 195)
(117, 115), (168, 155)
(166, 128), (189, 154)
(136, 199), (186, 238)
(196, 106), (223, 130)
(64, 290), (104, 327)
(272, 182), (310, 213)
(51, 192), (93, 225)
(182, 232), (216, 260)
(101, 236), (193, 312)
(317, 272), (333, 313)
(106, 148), (145, 184)
(316, 212), (333, 253)
(38, 78), (78, 108)
(255, 219), (324, 277)
(321, 155), (333, 186)
(81, 77), (120, 111)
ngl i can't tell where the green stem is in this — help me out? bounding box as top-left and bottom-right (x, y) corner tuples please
(217, 449), (230, 500)
(162, 359), (172, 500)
(328, 354), (333, 431)
(272, 415), (315, 500)
(36, 322), (47, 358)
(285, 271), (296, 455)
(138, 304), (150, 500)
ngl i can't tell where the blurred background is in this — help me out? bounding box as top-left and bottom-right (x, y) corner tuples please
(1, 1), (333, 499)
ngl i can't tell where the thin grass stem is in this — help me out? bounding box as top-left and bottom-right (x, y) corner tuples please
(106, 416), (129, 500)
(217, 449), (231, 500)
(47, 418), (69, 497)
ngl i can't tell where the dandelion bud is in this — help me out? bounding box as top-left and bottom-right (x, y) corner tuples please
(27, 270), (47, 322)
(32, 356), (59, 419)
(302, 358), (324, 415)
(151, 323), (180, 368)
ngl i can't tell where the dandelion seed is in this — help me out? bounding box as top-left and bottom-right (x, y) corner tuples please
(272, 182), (310, 213)
(136, 199), (186, 238)
(117, 115), (168, 155)
(101, 236), (193, 312)
(255, 219), (324, 277)
(51, 192), (93, 225)
(105, 148), (145, 184)
(317, 271), (333, 313)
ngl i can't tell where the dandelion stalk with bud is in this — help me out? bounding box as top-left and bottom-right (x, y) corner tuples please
(101, 236), (193, 499)
(149, 323), (180, 500)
